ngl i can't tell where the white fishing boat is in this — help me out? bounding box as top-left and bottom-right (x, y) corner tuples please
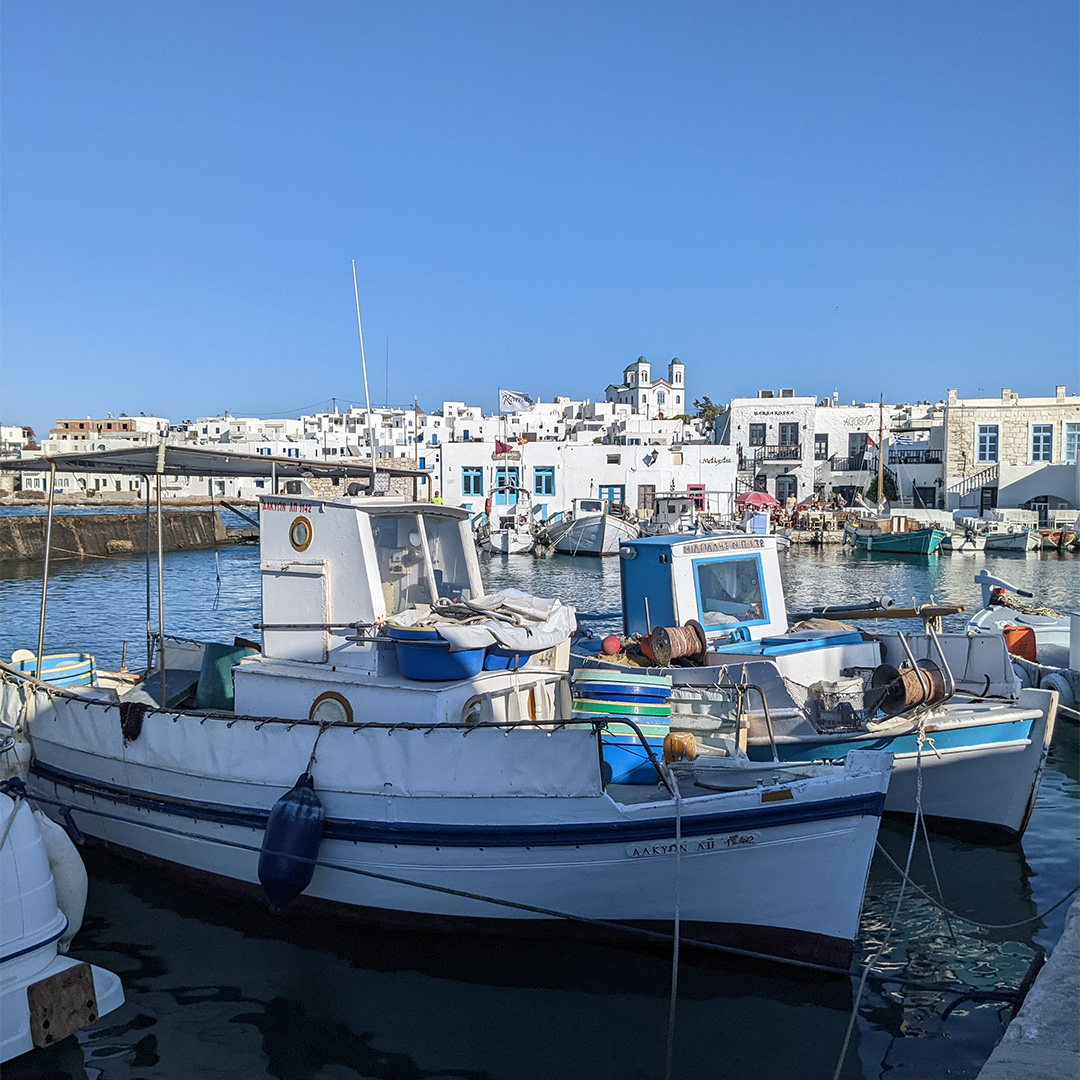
(481, 485), (537, 555)
(939, 531), (986, 553)
(1, 748), (125, 1064)
(978, 522), (1041, 552)
(1, 492), (894, 970)
(638, 491), (729, 537)
(966, 571), (1072, 657)
(539, 498), (639, 556)
(573, 533), (1059, 839)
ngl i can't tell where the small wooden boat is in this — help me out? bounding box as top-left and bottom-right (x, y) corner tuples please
(1038, 528), (1077, 551)
(843, 522), (945, 554)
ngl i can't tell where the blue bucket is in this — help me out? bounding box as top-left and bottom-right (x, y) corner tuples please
(394, 640), (486, 681)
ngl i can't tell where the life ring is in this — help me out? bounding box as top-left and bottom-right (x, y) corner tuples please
(484, 498), (491, 516)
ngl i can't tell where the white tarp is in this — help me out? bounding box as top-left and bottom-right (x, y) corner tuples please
(386, 590), (576, 653)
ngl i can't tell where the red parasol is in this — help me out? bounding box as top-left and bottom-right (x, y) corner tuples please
(735, 491), (781, 508)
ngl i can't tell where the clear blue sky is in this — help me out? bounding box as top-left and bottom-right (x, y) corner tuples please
(2, 1), (1076, 438)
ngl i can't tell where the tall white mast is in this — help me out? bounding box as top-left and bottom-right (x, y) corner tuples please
(352, 260), (377, 489)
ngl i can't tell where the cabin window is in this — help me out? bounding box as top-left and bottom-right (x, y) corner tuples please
(462, 467), (483, 496)
(694, 555), (767, 629)
(422, 515), (474, 603)
(533, 466), (555, 497)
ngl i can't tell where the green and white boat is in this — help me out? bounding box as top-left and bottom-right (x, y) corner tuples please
(843, 522), (946, 554)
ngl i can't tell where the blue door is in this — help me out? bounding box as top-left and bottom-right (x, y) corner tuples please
(599, 485), (625, 506)
(495, 467), (519, 505)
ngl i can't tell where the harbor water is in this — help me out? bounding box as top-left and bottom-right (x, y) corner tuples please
(1, 533), (1077, 1080)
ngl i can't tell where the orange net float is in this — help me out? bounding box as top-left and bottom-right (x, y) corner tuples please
(664, 732), (697, 763)
(637, 621), (708, 666)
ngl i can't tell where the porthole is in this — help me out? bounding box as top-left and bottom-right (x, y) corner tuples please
(309, 691), (353, 725)
(289, 516), (313, 552)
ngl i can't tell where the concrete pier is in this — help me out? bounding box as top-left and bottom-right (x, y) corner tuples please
(0, 511), (230, 563)
(976, 897), (1079, 1080)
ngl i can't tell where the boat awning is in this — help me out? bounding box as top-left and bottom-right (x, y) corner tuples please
(2, 445), (429, 480)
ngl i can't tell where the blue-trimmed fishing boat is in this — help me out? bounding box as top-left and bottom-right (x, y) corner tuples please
(573, 532), (1058, 839)
(2, 492), (894, 969)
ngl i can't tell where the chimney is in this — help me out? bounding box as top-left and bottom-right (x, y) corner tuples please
(1056, 385), (1066, 402)
(1001, 388), (1011, 402)
(947, 389), (957, 405)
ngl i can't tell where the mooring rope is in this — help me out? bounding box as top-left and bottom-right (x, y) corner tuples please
(832, 740), (926, 1080)
(664, 771), (683, 1080)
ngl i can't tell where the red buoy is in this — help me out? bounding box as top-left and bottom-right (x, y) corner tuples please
(601, 635), (622, 655)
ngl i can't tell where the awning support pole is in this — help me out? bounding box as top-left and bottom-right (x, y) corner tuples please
(144, 474), (153, 670)
(34, 463), (57, 680)
(156, 472), (166, 706)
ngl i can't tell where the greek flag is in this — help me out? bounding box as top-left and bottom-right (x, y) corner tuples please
(499, 389), (534, 413)
(892, 434), (915, 445)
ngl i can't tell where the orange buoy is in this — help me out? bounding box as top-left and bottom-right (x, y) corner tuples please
(663, 732), (697, 763)
(1002, 625), (1037, 663)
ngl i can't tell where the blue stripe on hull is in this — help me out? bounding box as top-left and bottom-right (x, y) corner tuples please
(747, 717), (1037, 763)
(29, 760), (884, 848)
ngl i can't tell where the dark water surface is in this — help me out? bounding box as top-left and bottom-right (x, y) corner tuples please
(2, 534), (1077, 1080)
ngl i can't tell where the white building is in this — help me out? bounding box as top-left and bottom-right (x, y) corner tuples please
(429, 438), (737, 521)
(605, 356), (687, 419)
(942, 385), (1079, 519)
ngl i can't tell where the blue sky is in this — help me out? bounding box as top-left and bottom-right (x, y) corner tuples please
(2, 1), (1076, 437)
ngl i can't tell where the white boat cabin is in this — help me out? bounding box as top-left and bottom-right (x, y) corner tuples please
(257, 495), (483, 674)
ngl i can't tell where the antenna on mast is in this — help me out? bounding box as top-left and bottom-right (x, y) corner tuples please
(352, 260), (379, 492)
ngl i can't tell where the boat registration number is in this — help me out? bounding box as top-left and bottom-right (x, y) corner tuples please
(27, 961), (99, 1049)
(626, 833), (758, 858)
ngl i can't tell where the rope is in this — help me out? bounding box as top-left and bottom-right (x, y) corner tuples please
(0, 786), (23, 852)
(872, 845), (1080, 930)
(832, 739), (926, 1080)
(664, 771), (683, 1080)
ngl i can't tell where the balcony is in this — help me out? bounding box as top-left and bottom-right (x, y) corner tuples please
(829, 453), (874, 473)
(753, 443), (802, 463)
(888, 448), (942, 466)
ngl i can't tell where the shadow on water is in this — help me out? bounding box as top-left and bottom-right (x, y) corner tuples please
(7, 849), (868, 1080)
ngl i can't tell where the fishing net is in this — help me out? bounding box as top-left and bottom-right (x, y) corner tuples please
(780, 668), (887, 733)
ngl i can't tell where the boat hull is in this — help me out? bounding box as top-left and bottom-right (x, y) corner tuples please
(846, 526), (946, 554)
(550, 514), (639, 556)
(746, 691), (1056, 838)
(982, 530), (1040, 552)
(17, 684), (889, 969)
(482, 529), (535, 555)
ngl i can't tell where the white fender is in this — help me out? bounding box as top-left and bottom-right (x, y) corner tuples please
(33, 810), (87, 952)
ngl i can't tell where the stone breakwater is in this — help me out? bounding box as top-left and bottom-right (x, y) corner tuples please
(0, 511), (230, 563)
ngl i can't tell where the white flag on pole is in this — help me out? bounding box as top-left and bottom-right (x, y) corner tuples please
(499, 389), (534, 413)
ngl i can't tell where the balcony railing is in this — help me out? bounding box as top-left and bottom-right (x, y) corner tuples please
(829, 453), (874, 473)
(754, 443), (802, 463)
(888, 448), (942, 465)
